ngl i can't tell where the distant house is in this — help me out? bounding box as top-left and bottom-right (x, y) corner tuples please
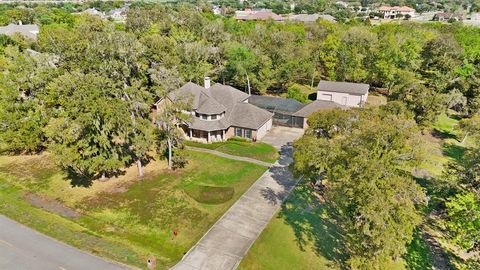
(81, 8), (107, 19)
(235, 9), (284, 21)
(287, 14), (336, 23)
(316, 80), (369, 107)
(248, 95), (345, 129)
(212, 5), (222, 15)
(335, 1), (349, 8)
(378, 6), (415, 19)
(108, 7), (127, 21)
(433, 12), (463, 21)
(0, 23), (39, 40)
(155, 78), (273, 143)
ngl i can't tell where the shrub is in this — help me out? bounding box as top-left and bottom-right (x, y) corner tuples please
(172, 149), (189, 170)
(286, 85), (309, 103)
(227, 136), (249, 143)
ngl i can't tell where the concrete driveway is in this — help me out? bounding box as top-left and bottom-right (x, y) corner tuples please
(260, 126), (304, 150)
(0, 215), (130, 270)
(172, 126), (304, 270)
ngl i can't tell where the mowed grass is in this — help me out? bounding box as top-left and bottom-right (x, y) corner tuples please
(185, 139), (279, 163)
(239, 184), (340, 270)
(0, 182), (146, 267)
(239, 184), (409, 270)
(0, 151), (267, 269)
(417, 113), (466, 177)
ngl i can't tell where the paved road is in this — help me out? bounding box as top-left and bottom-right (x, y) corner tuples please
(172, 127), (303, 270)
(186, 146), (273, 167)
(0, 215), (131, 270)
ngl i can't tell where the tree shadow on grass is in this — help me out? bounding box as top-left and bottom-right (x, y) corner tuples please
(431, 128), (457, 140)
(65, 167), (127, 188)
(442, 143), (466, 162)
(404, 229), (434, 270)
(278, 184), (347, 268)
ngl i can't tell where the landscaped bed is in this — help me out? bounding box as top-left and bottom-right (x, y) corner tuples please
(185, 138), (279, 163)
(0, 150), (267, 269)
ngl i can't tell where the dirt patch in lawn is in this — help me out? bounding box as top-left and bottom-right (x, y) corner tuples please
(24, 193), (80, 218)
(184, 185), (234, 204)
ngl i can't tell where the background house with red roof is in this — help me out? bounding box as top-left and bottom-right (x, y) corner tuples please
(378, 6), (415, 19)
(235, 9), (284, 21)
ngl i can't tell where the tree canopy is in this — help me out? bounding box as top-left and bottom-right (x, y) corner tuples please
(294, 104), (426, 269)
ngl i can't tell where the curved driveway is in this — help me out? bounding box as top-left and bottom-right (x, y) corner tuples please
(172, 127), (304, 270)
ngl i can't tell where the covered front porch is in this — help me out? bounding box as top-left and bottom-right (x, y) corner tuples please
(186, 128), (226, 143)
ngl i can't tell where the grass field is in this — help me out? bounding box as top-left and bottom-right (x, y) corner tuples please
(239, 184), (408, 270)
(0, 151), (267, 269)
(185, 139), (279, 163)
(417, 113), (472, 177)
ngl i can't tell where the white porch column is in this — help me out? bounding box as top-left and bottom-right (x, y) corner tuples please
(189, 129), (192, 139)
(207, 131), (210, 143)
(222, 129), (226, 141)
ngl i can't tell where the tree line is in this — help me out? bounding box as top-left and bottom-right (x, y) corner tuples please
(0, 4), (479, 180)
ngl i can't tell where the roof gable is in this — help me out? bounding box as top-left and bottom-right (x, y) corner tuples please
(317, 80), (370, 95)
(293, 100), (346, 117)
(229, 103), (274, 129)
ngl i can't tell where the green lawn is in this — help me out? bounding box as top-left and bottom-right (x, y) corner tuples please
(239, 184), (341, 270)
(239, 184), (409, 270)
(185, 139), (279, 163)
(0, 151), (267, 269)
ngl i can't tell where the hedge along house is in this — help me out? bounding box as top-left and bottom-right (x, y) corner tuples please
(316, 80), (369, 107)
(155, 78), (273, 143)
(248, 95), (345, 129)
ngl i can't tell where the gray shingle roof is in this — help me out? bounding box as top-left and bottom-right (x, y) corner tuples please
(189, 117), (229, 132)
(165, 82), (272, 131)
(317, 80), (370, 95)
(293, 100), (346, 117)
(0, 24), (39, 40)
(208, 83), (250, 108)
(230, 103), (274, 130)
(167, 82), (210, 110)
(196, 94), (226, 114)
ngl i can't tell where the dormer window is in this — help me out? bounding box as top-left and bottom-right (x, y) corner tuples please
(201, 114), (207, 120)
(211, 115), (217, 120)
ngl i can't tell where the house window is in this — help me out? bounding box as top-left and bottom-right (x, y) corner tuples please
(195, 112), (200, 117)
(235, 127), (242, 137)
(234, 127), (253, 139)
(201, 114), (207, 120)
(211, 114), (217, 120)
